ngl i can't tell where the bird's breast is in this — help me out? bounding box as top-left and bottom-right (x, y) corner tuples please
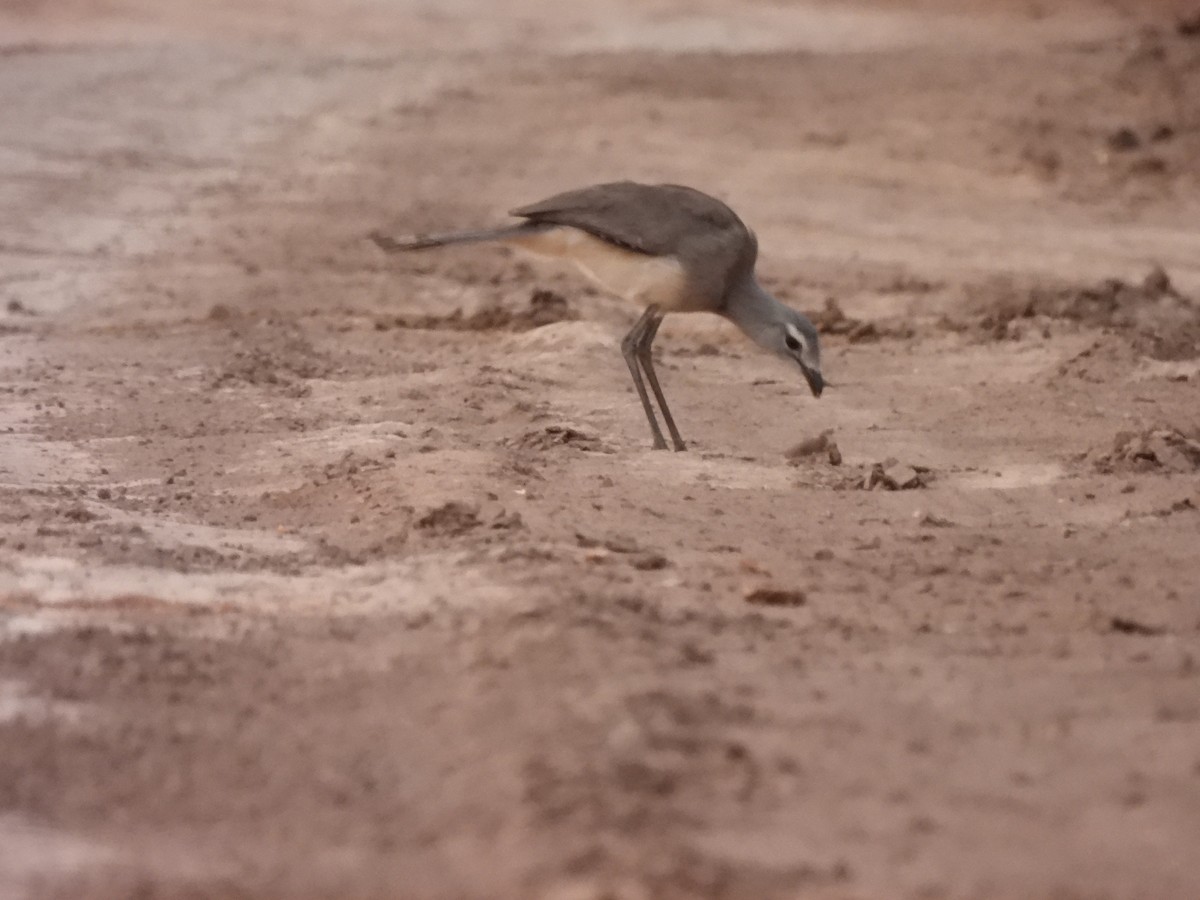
(506, 226), (696, 312)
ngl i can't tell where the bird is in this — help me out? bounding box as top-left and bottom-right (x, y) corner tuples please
(369, 181), (823, 452)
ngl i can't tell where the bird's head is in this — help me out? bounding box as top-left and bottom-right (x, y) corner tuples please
(770, 307), (824, 397)
(722, 277), (825, 398)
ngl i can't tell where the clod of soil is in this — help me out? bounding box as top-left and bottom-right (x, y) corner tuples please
(743, 585), (807, 607)
(319, 451), (387, 483)
(810, 297), (909, 343)
(62, 505), (98, 523)
(916, 511), (955, 528)
(574, 531), (668, 570)
(784, 430), (843, 466)
(211, 337), (331, 389)
(1088, 426), (1200, 474)
(1106, 127), (1140, 152)
(511, 425), (607, 452)
(415, 501), (482, 537)
(792, 457), (934, 492)
(862, 461), (934, 491)
(375, 288), (575, 332)
(970, 268), (1200, 359)
(630, 552), (669, 571)
(575, 532), (656, 556)
(1109, 616), (1167, 636)
(1151, 124), (1176, 143)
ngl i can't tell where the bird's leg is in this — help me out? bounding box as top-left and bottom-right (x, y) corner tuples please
(635, 311), (687, 452)
(621, 307), (669, 450)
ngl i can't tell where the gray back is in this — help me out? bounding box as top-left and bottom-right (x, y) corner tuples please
(511, 182), (758, 306)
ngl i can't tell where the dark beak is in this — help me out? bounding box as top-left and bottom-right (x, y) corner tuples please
(800, 363), (824, 398)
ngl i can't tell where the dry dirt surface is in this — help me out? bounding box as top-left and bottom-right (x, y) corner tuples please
(3, 1), (1200, 898)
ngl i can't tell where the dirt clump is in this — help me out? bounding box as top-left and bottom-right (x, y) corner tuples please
(575, 532), (668, 570)
(862, 461), (935, 491)
(970, 268), (1200, 359)
(1054, 337), (1143, 382)
(810, 297), (911, 343)
(1109, 615), (1167, 636)
(785, 430), (843, 466)
(375, 288), (575, 333)
(510, 424), (608, 452)
(211, 327), (333, 390)
(415, 501), (523, 538)
(316, 451), (388, 484)
(790, 454), (934, 492)
(743, 585), (807, 608)
(1088, 426), (1200, 473)
(415, 501), (482, 537)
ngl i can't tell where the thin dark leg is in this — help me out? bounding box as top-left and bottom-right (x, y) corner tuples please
(636, 312), (686, 452)
(621, 307), (668, 450)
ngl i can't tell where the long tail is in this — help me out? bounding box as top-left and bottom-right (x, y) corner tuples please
(368, 223), (543, 253)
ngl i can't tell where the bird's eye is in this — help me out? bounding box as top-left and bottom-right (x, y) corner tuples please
(784, 335), (801, 351)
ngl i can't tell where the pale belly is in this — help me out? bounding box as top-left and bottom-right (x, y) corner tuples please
(505, 225), (693, 312)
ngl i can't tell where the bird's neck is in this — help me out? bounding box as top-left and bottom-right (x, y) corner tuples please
(722, 277), (785, 349)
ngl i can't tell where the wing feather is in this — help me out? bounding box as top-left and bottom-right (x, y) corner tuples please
(509, 182), (757, 304)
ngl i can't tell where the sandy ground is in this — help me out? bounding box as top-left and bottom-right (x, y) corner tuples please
(2, 0), (1200, 897)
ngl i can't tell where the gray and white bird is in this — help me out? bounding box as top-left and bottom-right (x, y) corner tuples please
(370, 181), (823, 451)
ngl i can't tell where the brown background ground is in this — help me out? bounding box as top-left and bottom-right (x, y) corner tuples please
(2, 1), (1200, 898)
